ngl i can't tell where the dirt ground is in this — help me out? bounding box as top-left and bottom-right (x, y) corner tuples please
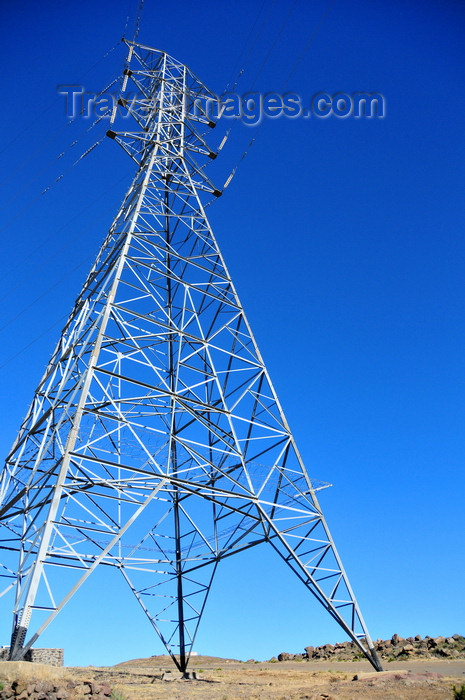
(2, 656), (465, 699)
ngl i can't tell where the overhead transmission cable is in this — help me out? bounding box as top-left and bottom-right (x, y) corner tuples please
(0, 314), (70, 371)
(207, 0), (294, 191)
(0, 169), (134, 365)
(0, 256), (94, 335)
(216, 0), (300, 193)
(247, 0), (299, 91)
(0, 2), (147, 369)
(122, 0), (137, 40)
(0, 167), (134, 292)
(0, 79), (121, 234)
(281, 0), (335, 88)
(1, 0), (141, 198)
(0, 40), (121, 158)
(215, 0), (336, 198)
(132, 0), (146, 42)
(223, 0), (274, 93)
(0, 76), (120, 191)
(0, 130), (108, 235)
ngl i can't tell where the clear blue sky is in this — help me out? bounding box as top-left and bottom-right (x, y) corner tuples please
(0, 0), (464, 667)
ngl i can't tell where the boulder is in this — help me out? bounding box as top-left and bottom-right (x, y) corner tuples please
(439, 647), (452, 657)
(54, 689), (70, 700)
(401, 644), (415, 654)
(289, 632), (465, 665)
(35, 681), (55, 693)
(11, 681), (30, 696)
(16, 691), (30, 700)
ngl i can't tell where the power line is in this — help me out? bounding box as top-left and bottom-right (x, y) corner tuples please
(219, 0), (336, 194)
(0, 76), (119, 192)
(0, 256), (93, 335)
(248, 0), (300, 91)
(0, 314), (69, 370)
(0, 40), (121, 159)
(132, 0), (146, 42)
(223, 0), (271, 93)
(0, 167), (133, 301)
(282, 0), (336, 89)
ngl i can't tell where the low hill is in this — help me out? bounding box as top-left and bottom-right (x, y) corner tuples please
(114, 654), (241, 668)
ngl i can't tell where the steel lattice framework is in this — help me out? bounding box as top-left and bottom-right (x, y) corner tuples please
(0, 42), (382, 673)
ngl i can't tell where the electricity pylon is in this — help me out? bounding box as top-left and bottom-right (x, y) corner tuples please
(0, 41), (382, 673)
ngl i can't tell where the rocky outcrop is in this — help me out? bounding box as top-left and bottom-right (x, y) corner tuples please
(0, 679), (112, 700)
(277, 633), (465, 663)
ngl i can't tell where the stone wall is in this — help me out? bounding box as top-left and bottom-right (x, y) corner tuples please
(0, 649), (63, 667)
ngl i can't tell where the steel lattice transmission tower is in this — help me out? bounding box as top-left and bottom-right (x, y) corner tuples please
(0, 41), (382, 673)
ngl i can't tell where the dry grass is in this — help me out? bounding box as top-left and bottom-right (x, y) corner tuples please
(0, 660), (70, 683)
(1, 656), (464, 699)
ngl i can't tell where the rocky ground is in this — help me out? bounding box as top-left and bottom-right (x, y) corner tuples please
(278, 633), (465, 663)
(1, 652), (465, 700)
